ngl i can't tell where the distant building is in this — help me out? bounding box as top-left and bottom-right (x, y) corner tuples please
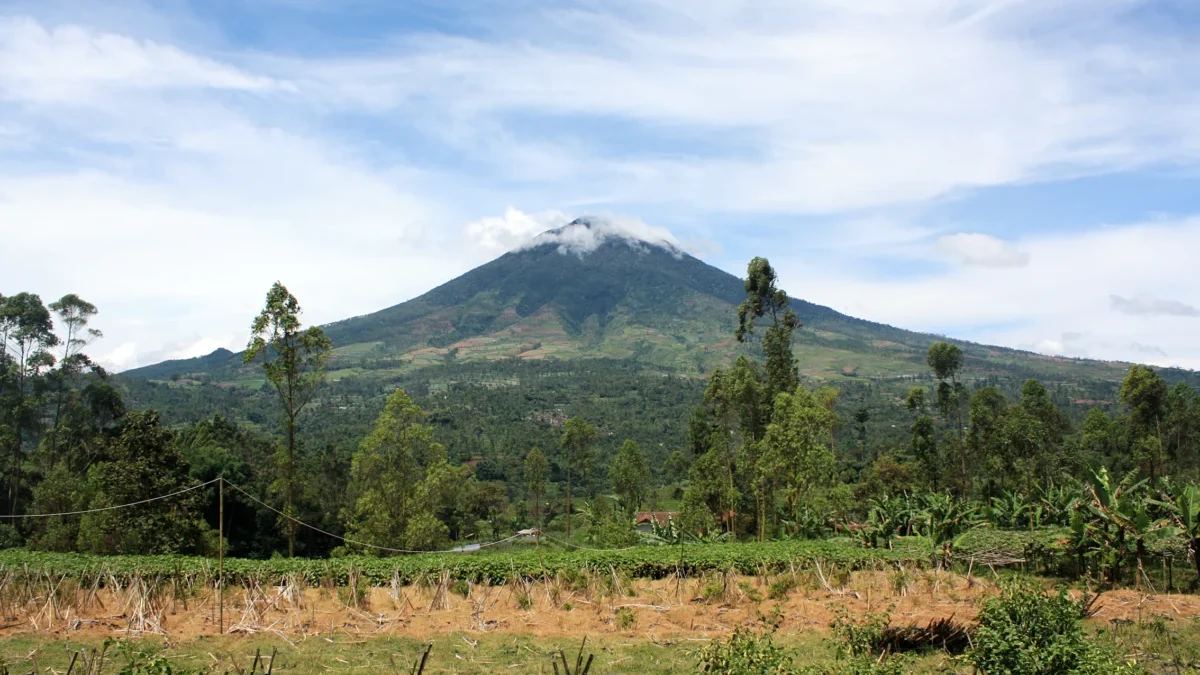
(634, 511), (677, 533)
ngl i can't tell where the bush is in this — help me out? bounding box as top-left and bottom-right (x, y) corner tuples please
(0, 524), (21, 550)
(830, 609), (892, 659)
(767, 575), (795, 600)
(696, 626), (794, 674)
(615, 606), (637, 629)
(966, 580), (1142, 674)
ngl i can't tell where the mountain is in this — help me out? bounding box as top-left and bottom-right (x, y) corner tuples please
(122, 218), (1176, 386)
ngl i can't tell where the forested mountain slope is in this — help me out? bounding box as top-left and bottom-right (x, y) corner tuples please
(123, 218), (1150, 386)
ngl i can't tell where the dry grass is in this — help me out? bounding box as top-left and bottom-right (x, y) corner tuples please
(3, 564), (1200, 646)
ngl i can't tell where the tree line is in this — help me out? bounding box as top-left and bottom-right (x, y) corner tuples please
(4, 257), (1200, 559)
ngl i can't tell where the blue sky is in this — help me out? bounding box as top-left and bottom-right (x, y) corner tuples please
(2, 0), (1200, 371)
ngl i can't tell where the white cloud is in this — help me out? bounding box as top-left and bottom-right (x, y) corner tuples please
(523, 215), (683, 257)
(937, 233), (1030, 268)
(463, 207), (572, 256)
(776, 216), (1200, 370)
(99, 341), (138, 372)
(3, 4), (1200, 372)
(0, 17), (293, 103)
(283, 0), (1200, 212)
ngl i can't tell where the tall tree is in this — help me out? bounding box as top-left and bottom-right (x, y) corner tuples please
(77, 411), (203, 555)
(1120, 365), (1169, 482)
(343, 388), (441, 552)
(968, 386), (1007, 494)
(910, 415), (939, 490)
(1120, 365), (1167, 437)
(1166, 383), (1200, 474)
(735, 257), (801, 402)
(244, 282), (332, 557)
(927, 341), (965, 486)
(523, 446), (550, 526)
(46, 294), (102, 461)
(904, 387), (926, 417)
(761, 386), (836, 531)
(0, 293), (59, 515)
(559, 417), (597, 537)
(853, 402), (870, 456)
(610, 439), (651, 516)
(1020, 379), (1069, 446)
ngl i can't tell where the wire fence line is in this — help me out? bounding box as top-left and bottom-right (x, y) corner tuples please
(225, 480), (529, 555)
(0, 476), (639, 554)
(0, 478), (220, 519)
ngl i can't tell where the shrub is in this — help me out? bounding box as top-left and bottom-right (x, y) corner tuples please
(739, 580), (763, 603)
(830, 609), (892, 660)
(701, 576), (727, 603)
(516, 591), (533, 610)
(615, 606), (637, 629)
(696, 626), (794, 674)
(0, 524), (21, 550)
(767, 575), (795, 600)
(966, 580), (1143, 674)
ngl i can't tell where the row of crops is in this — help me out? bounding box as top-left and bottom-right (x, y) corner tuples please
(0, 531), (1068, 586)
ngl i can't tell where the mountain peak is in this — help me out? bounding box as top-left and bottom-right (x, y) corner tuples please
(525, 216), (683, 258)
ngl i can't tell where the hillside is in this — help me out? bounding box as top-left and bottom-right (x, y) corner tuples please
(123, 218), (1144, 386)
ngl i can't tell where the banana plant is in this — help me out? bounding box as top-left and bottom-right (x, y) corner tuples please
(985, 490), (1030, 529)
(1157, 482), (1200, 589)
(1082, 467), (1166, 585)
(1037, 483), (1079, 527)
(918, 492), (981, 568)
(862, 493), (918, 549)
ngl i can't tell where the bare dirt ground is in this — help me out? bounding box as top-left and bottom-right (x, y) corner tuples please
(4, 568), (1199, 645)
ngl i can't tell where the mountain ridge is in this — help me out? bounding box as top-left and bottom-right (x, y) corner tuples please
(120, 218), (1190, 386)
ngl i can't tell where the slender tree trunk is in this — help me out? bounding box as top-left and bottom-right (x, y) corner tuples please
(287, 410), (296, 558)
(772, 475), (779, 535)
(565, 468), (572, 538)
(8, 435), (19, 516)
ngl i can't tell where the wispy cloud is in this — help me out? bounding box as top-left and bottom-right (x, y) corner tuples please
(3, 1), (1200, 370)
(1110, 294), (1200, 317)
(937, 233), (1030, 268)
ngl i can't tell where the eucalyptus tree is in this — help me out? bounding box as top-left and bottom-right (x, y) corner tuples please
(735, 257), (800, 403)
(927, 342), (966, 490)
(343, 388), (441, 552)
(609, 439), (650, 516)
(559, 417), (597, 537)
(761, 386), (836, 533)
(0, 293), (59, 515)
(46, 294), (102, 461)
(244, 282), (333, 557)
(1120, 365), (1169, 482)
(523, 446), (549, 526)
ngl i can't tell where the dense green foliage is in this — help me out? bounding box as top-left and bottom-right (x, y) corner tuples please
(967, 581), (1142, 674)
(0, 538), (928, 585)
(4, 244), (1200, 574)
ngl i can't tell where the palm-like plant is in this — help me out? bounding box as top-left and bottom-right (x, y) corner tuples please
(1157, 481), (1200, 589)
(1037, 483), (1079, 527)
(1081, 468), (1167, 584)
(918, 493), (981, 568)
(985, 490), (1030, 529)
(860, 493), (918, 549)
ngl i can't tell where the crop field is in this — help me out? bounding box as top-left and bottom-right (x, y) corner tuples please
(4, 547), (1200, 674)
(0, 539), (932, 586)
(3, 532), (1200, 673)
